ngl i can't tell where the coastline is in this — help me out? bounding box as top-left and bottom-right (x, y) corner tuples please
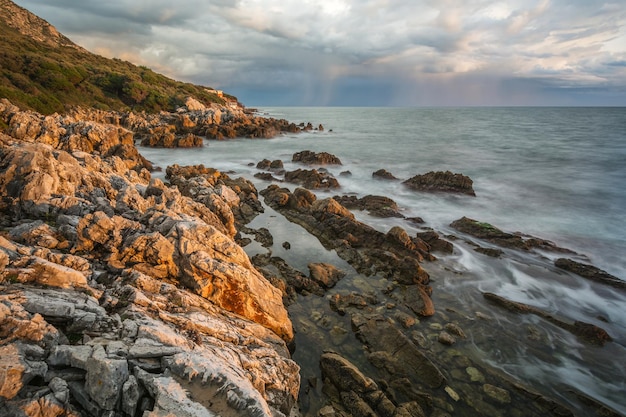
(1, 99), (625, 417)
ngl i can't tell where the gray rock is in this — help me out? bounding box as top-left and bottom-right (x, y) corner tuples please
(122, 375), (143, 417)
(85, 346), (129, 410)
(49, 377), (70, 404)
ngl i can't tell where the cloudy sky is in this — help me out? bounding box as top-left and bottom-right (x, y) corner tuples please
(13, 0), (626, 106)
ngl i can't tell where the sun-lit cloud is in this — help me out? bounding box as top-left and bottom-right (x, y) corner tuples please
(12, 0), (626, 105)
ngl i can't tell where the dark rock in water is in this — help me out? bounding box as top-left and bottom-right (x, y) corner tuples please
(329, 293), (378, 315)
(406, 217), (425, 224)
(292, 150), (342, 165)
(333, 194), (404, 218)
(240, 226), (273, 247)
(555, 258), (625, 289)
(416, 230), (453, 254)
(252, 253), (324, 304)
(260, 185), (434, 314)
(372, 169), (398, 180)
(319, 351), (417, 417)
(403, 171), (475, 196)
(451, 217), (578, 255)
(256, 159), (284, 172)
(254, 172), (281, 182)
(474, 247), (504, 257)
(307, 263), (346, 289)
(352, 314), (446, 389)
(483, 292), (612, 345)
(339, 170), (352, 177)
(450, 217), (537, 250)
(284, 168), (339, 189)
(282, 241), (291, 250)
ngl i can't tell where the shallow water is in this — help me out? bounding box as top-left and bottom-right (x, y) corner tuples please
(141, 106), (626, 415)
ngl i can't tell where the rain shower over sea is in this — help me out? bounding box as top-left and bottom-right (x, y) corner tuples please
(141, 106), (626, 415)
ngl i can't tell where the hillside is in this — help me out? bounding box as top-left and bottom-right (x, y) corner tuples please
(0, 0), (233, 114)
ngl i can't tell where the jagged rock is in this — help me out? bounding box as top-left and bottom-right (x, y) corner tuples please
(166, 220), (293, 341)
(85, 345), (129, 410)
(0, 344), (47, 400)
(403, 171), (475, 196)
(260, 185), (434, 314)
(292, 150), (342, 165)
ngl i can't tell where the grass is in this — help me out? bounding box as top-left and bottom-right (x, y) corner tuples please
(0, 17), (234, 114)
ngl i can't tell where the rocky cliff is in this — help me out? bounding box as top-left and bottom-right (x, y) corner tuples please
(0, 99), (299, 416)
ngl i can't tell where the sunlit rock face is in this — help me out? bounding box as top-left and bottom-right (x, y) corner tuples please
(0, 100), (298, 417)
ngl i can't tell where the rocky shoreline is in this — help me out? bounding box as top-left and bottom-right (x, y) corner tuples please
(1, 99), (624, 417)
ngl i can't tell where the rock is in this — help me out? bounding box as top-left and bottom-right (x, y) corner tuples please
(185, 96), (206, 111)
(403, 171), (475, 196)
(168, 221), (293, 341)
(415, 230), (453, 254)
(284, 168), (340, 189)
(260, 186), (434, 314)
(438, 331), (456, 345)
(483, 292), (612, 345)
(353, 315), (445, 389)
(307, 263), (345, 289)
(252, 253), (322, 304)
(372, 169), (398, 180)
(85, 345), (129, 410)
(451, 217), (534, 251)
(483, 384), (511, 404)
(554, 258), (626, 289)
(333, 194), (404, 218)
(292, 150), (342, 165)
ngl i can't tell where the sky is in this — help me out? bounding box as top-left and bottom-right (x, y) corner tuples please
(13, 0), (626, 106)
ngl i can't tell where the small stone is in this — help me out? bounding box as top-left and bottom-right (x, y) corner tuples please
(466, 367), (485, 383)
(282, 241), (291, 250)
(445, 386), (460, 402)
(438, 331), (456, 346)
(444, 323), (466, 338)
(483, 384), (511, 404)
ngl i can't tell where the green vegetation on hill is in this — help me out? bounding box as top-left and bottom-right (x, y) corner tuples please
(0, 17), (233, 114)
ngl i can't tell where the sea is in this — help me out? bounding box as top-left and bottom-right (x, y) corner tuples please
(140, 107), (626, 415)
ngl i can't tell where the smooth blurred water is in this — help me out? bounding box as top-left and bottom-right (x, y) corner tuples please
(140, 106), (626, 414)
(145, 106), (626, 277)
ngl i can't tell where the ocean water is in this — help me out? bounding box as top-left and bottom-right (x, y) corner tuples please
(140, 107), (626, 414)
